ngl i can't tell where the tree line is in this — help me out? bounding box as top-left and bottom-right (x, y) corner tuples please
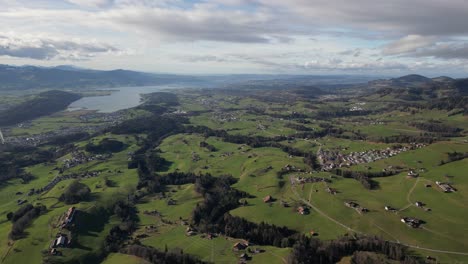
(332, 169), (400, 190)
(8, 203), (47, 240)
(288, 234), (421, 264)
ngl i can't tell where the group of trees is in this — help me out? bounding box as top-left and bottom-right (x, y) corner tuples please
(333, 169), (399, 190)
(199, 141), (217, 152)
(185, 125), (276, 148)
(440, 151), (468, 165)
(378, 134), (437, 144)
(285, 123), (314, 132)
(46, 132), (90, 146)
(121, 245), (205, 264)
(85, 138), (125, 154)
(190, 174), (299, 247)
(59, 180), (91, 204)
(104, 200), (139, 252)
(110, 115), (185, 137)
(288, 235), (421, 264)
(295, 125), (347, 139)
(0, 90), (81, 126)
(314, 109), (373, 119)
(191, 175), (249, 232)
(426, 96), (467, 114)
(223, 214), (297, 247)
(0, 145), (63, 185)
(8, 203), (47, 240)
(411, 121), (462, 137)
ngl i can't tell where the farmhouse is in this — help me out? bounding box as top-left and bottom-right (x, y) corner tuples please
(186, 227), (197, 236)
(436, 181), (456, 192)
(357, 207), (369, 214)
(326, 187), (337, 195)
(239, 253), (250, 261)
(407, 170), (419, 177)
(62, 206), (76, 228)
(233, 242), (248, 251)
(345, 201), (359, 208)
(54, 235), (68, 247)
(297, 206), (309, 215)
(401, 217), (423, 228)
(415, 201), (424, 207)
(263, 195), (273, 203)
(384, 206), (397, 212)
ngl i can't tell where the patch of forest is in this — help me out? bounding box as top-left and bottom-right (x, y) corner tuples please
(0, 90), (81, 126)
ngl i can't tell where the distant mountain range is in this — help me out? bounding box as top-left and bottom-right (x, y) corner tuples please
(0, 65), (201, 90)
(368, 74), (468, 100)
(0, 64), (387, 91)
(0, 65), (466, 96)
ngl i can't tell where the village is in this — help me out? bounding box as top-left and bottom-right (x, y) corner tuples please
(2, 124), (102, 146)
(61, 151), (112, 170)
(318, 143), (426, 171)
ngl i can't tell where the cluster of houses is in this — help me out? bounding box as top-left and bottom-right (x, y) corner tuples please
(349, 106), (364, 112)
(256, 123), (267, 131)
(184, 226), (217, 241)
(77, 110), (126, 124)
(407, 170), (420, 177)
(345, 201), (369, 214)
(282, 164), (305, 174)
(436, 181), (456, 193)
(143, 210), (160, 216)
(4, 124), (103, 147)
(4, 110), (127, 147)
(292, 176), (331, 185)
(62, 151), (112, 170)
(318, 143), (426, 171)
(401, 217), (423, 228)
(232, 240), (265, 263)
(172, 109), (188, 115)
(211, 111), (240, 123)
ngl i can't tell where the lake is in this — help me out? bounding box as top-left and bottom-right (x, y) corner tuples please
(67, 85), (179, 113)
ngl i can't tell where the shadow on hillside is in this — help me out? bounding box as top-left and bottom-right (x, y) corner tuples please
(72, 209), (110, 251)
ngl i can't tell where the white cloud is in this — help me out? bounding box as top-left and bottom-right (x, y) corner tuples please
(0, 33), (121, 60)
(66, 0), (112, 8)
(383, 35), (436, 55)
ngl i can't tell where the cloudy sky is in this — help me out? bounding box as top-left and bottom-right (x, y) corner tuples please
(1, 0), (468, 76)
